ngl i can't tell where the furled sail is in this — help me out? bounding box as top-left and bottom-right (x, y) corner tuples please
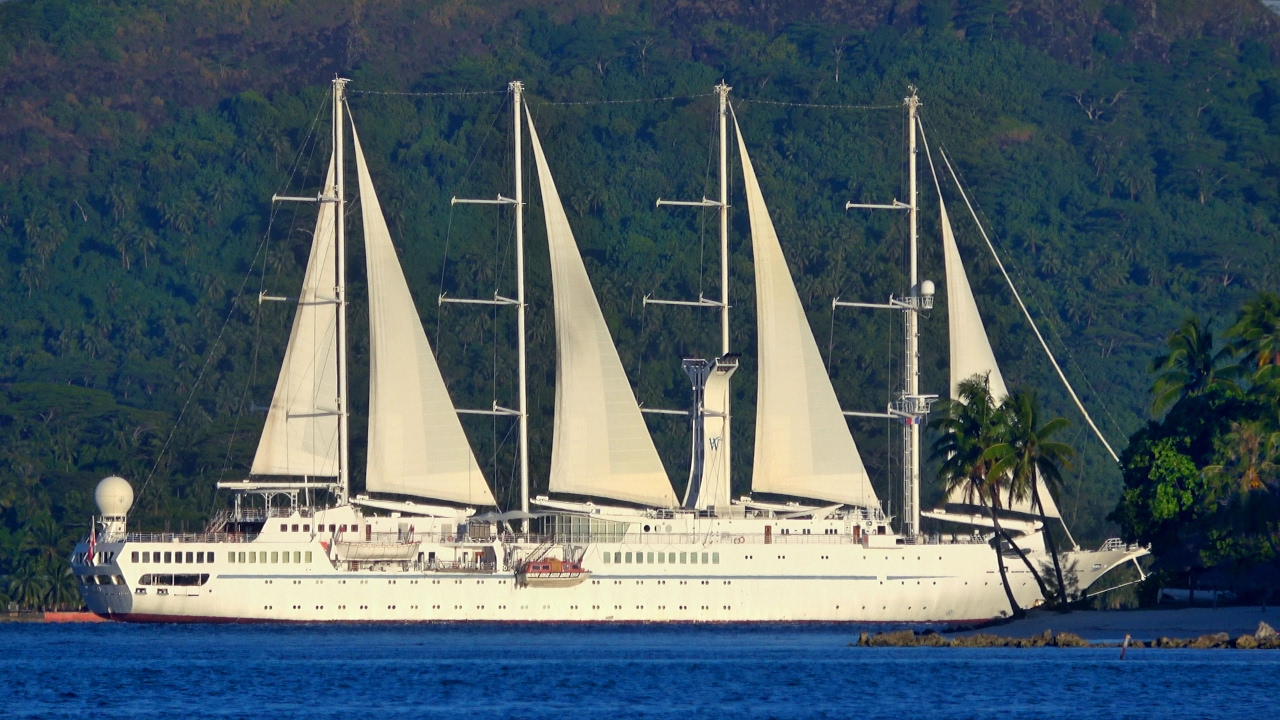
(352, 123), (495, 506)
(251, 157), (341, 477)
(735, 118), (879, 508)
(940, 199), (1060, 518)
(525, 108), (678, 508)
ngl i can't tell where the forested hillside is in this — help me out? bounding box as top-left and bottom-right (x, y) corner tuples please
(3, 0), (1280, 606)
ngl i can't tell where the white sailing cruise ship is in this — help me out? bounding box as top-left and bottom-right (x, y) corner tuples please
(73, 79), (1145, 623)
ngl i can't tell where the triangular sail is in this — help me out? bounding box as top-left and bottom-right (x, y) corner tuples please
(251, 157), (341, 477)
(735, 118), (879, 508)
(940, 199), (1060, 518)
(353, 123), (495, 506)
(525, 108), (678, 508)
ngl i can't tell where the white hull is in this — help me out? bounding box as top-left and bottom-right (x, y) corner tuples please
(73, 506), (1138, 624)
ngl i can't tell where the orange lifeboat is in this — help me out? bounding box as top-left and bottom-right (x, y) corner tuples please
(516, 558), (590, 588)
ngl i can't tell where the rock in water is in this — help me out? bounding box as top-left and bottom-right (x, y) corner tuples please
(915, 631), (949, 647)
(868, 630), (917, 647)
(1189, 632), (1230, 649)
(1052, 632), (1090, 648)
(1235, 635), (1258, 649)
(1256, 621), (1277, 640)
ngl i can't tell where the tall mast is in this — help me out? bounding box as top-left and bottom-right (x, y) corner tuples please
(649, 82), (735, 509)
(716, 81), (732, 504)
(513, 80), (529, 526)
(445, 81), (527, 525)
(334, 76), (350, 505)
(903, 88), (921, 537)
(717, 82), (731, 357)
(838, 86), (934, 536)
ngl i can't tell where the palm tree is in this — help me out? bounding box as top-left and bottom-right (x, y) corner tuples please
(6, 558), (49, 611)
(44, 563), (82, 611)
(1206, 421), (1280, 494)
(931, 375), (1025, 619)
(986, 390), (1075, 609)
(1226, 292), (1280, 396)
(1150, 315), (1236, 415)
(21, 514), (76, 567)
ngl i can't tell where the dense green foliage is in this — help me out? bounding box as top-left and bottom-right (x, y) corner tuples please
(1111, 294), (1280, 597)
(2, 0), (1280, 608)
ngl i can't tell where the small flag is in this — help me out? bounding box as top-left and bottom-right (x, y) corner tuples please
(86, 526), (96, 566)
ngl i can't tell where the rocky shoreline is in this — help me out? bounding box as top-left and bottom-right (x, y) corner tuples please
(856, 622), (1280, 649)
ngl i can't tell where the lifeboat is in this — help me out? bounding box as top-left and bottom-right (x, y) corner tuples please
(516, 558), (590, 588)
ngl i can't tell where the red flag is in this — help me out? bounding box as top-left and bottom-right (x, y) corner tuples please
(86, 526), (96, 566)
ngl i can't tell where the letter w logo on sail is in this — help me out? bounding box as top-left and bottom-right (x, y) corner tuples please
(709, 436), (722, 451)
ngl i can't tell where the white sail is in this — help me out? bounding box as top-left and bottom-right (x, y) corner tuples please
(940, 199), (1060, 518)
(525, 108), (678, 508)
(943, 199), (1008, 402)
(251, 157), (341, 477)
(735, 119), (879, 508)
(353, 124), (495, 506)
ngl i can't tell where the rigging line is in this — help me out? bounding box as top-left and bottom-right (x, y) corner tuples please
(140, 204), (284, 501)
(349, 89), (506, 97)
(212, 87), (330, 484)
(737, 98), (898, 110)
(216, 100), (326, 484)
(436, 91), (509, 350)
(926, 117), (1126, 440)
(1030, 284), (1129, 437)
(919, 123), (1122, 465)
(529, 92), (714, 107)
(926, 116), (1128, 441)
(827, 302), (839, 375)
(698, 108), (717, 299)
(271, 94), (334, 479)
(267, 92), (332, 308)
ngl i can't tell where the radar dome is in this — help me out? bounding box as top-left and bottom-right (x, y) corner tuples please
(95, 476), (134, 518)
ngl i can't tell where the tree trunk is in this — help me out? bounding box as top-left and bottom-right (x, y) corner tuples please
(987, 502), (1025, 619)
(1032, 480), (1071, 611)
(999, 527), (1053, 603)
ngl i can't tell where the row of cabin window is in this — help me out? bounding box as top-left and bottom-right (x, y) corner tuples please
(602, 551), (719, 565)
(281, 523), (360, 533)
(136, 573), (210, 587)
(131, 551), (213, 564)
(227, 551), (312, 564)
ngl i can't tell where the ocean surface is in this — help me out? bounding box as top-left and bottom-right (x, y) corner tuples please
(4, 622), (1276, 719)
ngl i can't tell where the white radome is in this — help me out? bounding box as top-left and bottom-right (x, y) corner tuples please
(94, 476), (134, 518)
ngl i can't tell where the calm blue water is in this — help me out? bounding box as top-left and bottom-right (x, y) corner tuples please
(3, 623), (1275, 718)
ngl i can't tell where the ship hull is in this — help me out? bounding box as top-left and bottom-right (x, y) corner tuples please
(75, 540), (1044, 624)
(75, 505), (1147, 624)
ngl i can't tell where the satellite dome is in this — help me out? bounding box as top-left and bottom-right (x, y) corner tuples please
(95, 476), (134, 518)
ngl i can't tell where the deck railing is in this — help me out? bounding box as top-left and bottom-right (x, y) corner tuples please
(97, 530), (991, 549)
(117, 532), (261, 544)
